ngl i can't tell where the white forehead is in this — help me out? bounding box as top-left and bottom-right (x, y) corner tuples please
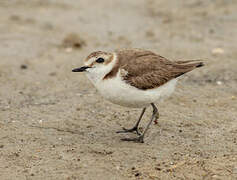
(84, 52), (112, 66)
(84, 57), (96, 66)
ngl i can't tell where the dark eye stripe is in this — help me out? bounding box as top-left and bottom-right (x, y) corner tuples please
(96, 58), (105, 63)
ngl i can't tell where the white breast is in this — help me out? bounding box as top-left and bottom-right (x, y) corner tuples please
(94, 70), (177, 108)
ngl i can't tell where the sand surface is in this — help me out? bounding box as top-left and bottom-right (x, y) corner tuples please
(0, 0), (237, 179)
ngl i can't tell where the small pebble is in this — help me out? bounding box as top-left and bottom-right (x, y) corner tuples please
(62, 33), (86, 49)
(212, 175), (221, 178)
(14, 152), (20, 157)
(65, 47), (73, 53)
(212, 48), (224, 55)
(20, 64), (28, 69)
(9, 15), (21, 21)
(49, 72), (56, 76)
(216, 81), (223, 85)
(134, 172), (140, 177)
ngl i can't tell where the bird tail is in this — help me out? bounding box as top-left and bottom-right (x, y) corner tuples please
(175, 59), (204, 68)
(173, 59), (204, 78)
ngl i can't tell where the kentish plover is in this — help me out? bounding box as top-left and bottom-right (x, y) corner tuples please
(72, 49), (204, 143)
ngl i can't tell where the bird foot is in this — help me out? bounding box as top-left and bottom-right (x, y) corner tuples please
(116, 127), (141, 135)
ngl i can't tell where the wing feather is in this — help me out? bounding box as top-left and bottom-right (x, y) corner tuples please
(115, 49), (203, 90)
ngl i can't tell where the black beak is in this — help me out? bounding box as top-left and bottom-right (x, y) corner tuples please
(72, 66), (91, 72)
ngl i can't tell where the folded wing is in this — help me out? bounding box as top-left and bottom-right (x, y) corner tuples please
(116, 49), (203, 90)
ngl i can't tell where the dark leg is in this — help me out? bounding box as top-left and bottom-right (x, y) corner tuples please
(121, 103), (159, 143)
(116, 107), (146, 135)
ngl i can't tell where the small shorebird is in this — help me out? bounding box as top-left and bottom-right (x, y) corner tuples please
(72, 49), (204, 143)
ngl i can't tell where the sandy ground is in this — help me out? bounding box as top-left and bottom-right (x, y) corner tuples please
(0, 0), (237, 179)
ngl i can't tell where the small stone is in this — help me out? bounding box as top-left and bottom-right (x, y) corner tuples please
(62, 33), (86, 49)
(49, 72), (56, 76)
(212, 48), (224, 55)
(9, 15), (21, 21)
(65, 47), (73, 53)
(155, 167), (162, 171)
(134, 172), (140, 177)
(216, 81), (223, 85)
(212, 175), (221, 179)
(14, 152), (20, 157)
(0, 145), (4, 148)
(20, 64), (28, 69)
(145, 30), (155, 38)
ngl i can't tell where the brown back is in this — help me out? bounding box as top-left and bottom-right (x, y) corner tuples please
(104, 49), (204, 90)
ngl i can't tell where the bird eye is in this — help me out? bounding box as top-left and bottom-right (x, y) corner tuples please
(96, 58), (105, 63)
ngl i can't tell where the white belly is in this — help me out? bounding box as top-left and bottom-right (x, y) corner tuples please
(93, 73), (177, 108)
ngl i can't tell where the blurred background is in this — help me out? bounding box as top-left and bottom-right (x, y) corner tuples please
(0, 0), (237, 179)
